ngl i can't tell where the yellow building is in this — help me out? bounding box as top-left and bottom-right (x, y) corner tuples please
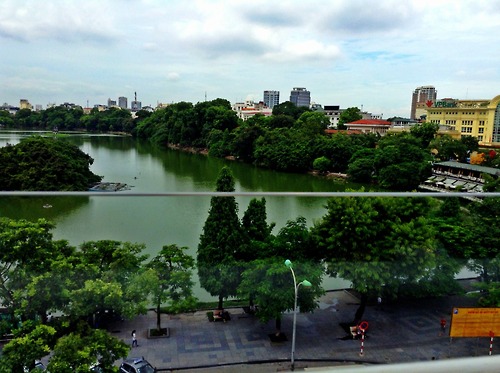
(426, 95), (500, 147)
(19, 99), (32, 110)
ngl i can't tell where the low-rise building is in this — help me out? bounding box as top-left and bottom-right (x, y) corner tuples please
(323, 105), (342, 128)
(232, 101), (272, 121)
(345, 119), (392, 135)
(420, 161), (499, 200)
(0, 103), (19, 115)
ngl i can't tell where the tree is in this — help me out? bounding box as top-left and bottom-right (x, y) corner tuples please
(230, 120), (265, 162)
(146, 244), (196, 332)
(237, 258), (324, 335)
(0, 218), (74, 323)
(460, 135), (479, 154)
(253, 128), (313, 172)
(430, 135), (468, 162)
(464, 198), (500, 282)
(373, 133), (432, 190)
(311, 195), (443, 322)
(267, 114), (295, 129)
(197, 167), (244, 309)
(475, 277), (500, 307)
(0, 136), (102, 191)
(47, 324), (128, 373)
(347, 148), (376, 183)
(0, 323), (56, 372)
(272, 101), (310, 120)
(68, 241), (151, 324)
(241, 198), (275, 246)
(0, 110), (15, 127)
(14, 257), (75, 324)
(337, 107), (362, 130)
(313, 156), (331, 174)
(319, 133), (362, 173)
(410, 122), (439, 147)
(294, 111), (330, 136)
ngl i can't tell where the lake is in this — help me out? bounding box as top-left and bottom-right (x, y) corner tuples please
(0, 130), (362, 299)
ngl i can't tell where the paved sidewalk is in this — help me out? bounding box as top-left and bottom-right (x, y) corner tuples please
(108, 289), (489, 372)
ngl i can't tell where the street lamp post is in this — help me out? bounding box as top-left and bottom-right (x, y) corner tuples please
(285, 259), (312, 371)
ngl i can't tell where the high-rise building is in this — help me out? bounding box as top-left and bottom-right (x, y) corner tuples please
(411, 86), (437, 120)
(107, 98), (117, 107)
(118, 96), (128, 109)
(19, 99), (32, 110)
(263, 90), (279, 108)
(290, 87), (310, 107)
(131, 92), (142, 112)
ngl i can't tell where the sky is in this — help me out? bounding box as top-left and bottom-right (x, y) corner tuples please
(1, 0), (499, 118)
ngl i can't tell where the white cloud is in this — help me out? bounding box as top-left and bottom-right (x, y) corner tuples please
(0, 0), (499, 116)
(0, 0), (120, 43)
(167, 72), (180, 81)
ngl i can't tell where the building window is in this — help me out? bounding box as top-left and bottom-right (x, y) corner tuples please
(478, 128), (484, 134)
(479, 120), (485, 126)
(478, 135), (483, 141)
(461, 127), (472, 133)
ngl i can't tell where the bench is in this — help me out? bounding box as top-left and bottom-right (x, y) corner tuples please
(213, 310), (230, 322)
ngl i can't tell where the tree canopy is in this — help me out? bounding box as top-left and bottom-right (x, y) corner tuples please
(310, 194), (458, 320)
(146, 244), (197, 331)
(0, 136), (102, 191)
(337, 107), (362, 130)
(197, 167), (244, 309)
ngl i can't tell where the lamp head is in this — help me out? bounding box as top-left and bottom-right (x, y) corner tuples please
(284, 259), (292, 268)
(300, 280), (312, 287)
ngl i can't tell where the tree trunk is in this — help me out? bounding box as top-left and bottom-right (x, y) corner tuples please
(39, 311), (47, 325)
(218, 295), (223, 310)
(156, 302), (161, 331)
(482, 262), (490, 283)
(353, 293), (368, 325)
(275, 316), (282, 336)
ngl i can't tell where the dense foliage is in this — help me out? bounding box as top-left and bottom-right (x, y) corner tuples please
(348, 133), (433, 190)
(1, 174), (498, 368)
(3, 99), (497, 191)
(0, 136), (102, 191)
(197, 167), (244, 309)
(0, 217), (197, 371)
(1, 105), (135, 133)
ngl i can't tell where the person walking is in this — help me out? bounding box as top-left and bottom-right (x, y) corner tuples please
(131, 330), (138, 347)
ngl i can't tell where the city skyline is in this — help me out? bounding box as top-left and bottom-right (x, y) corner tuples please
(1, 0), (499, 118)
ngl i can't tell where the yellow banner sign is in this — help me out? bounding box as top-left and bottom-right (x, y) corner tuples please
(450, 308), (500, 337)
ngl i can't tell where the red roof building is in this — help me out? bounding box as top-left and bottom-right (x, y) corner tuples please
(345, 119), (392, 135)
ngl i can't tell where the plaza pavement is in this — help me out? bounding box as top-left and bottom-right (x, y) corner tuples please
(107, 284), (494, 372)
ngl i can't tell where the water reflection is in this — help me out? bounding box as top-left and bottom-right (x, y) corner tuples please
(0, 196), (90, 221)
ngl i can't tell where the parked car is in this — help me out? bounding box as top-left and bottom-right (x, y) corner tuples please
(23, 360), (46, 372)
(119, 357), (155, 373)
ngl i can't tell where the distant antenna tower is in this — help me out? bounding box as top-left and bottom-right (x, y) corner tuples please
(135, 91), (137, 101)
(205, 91), (207, 102)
